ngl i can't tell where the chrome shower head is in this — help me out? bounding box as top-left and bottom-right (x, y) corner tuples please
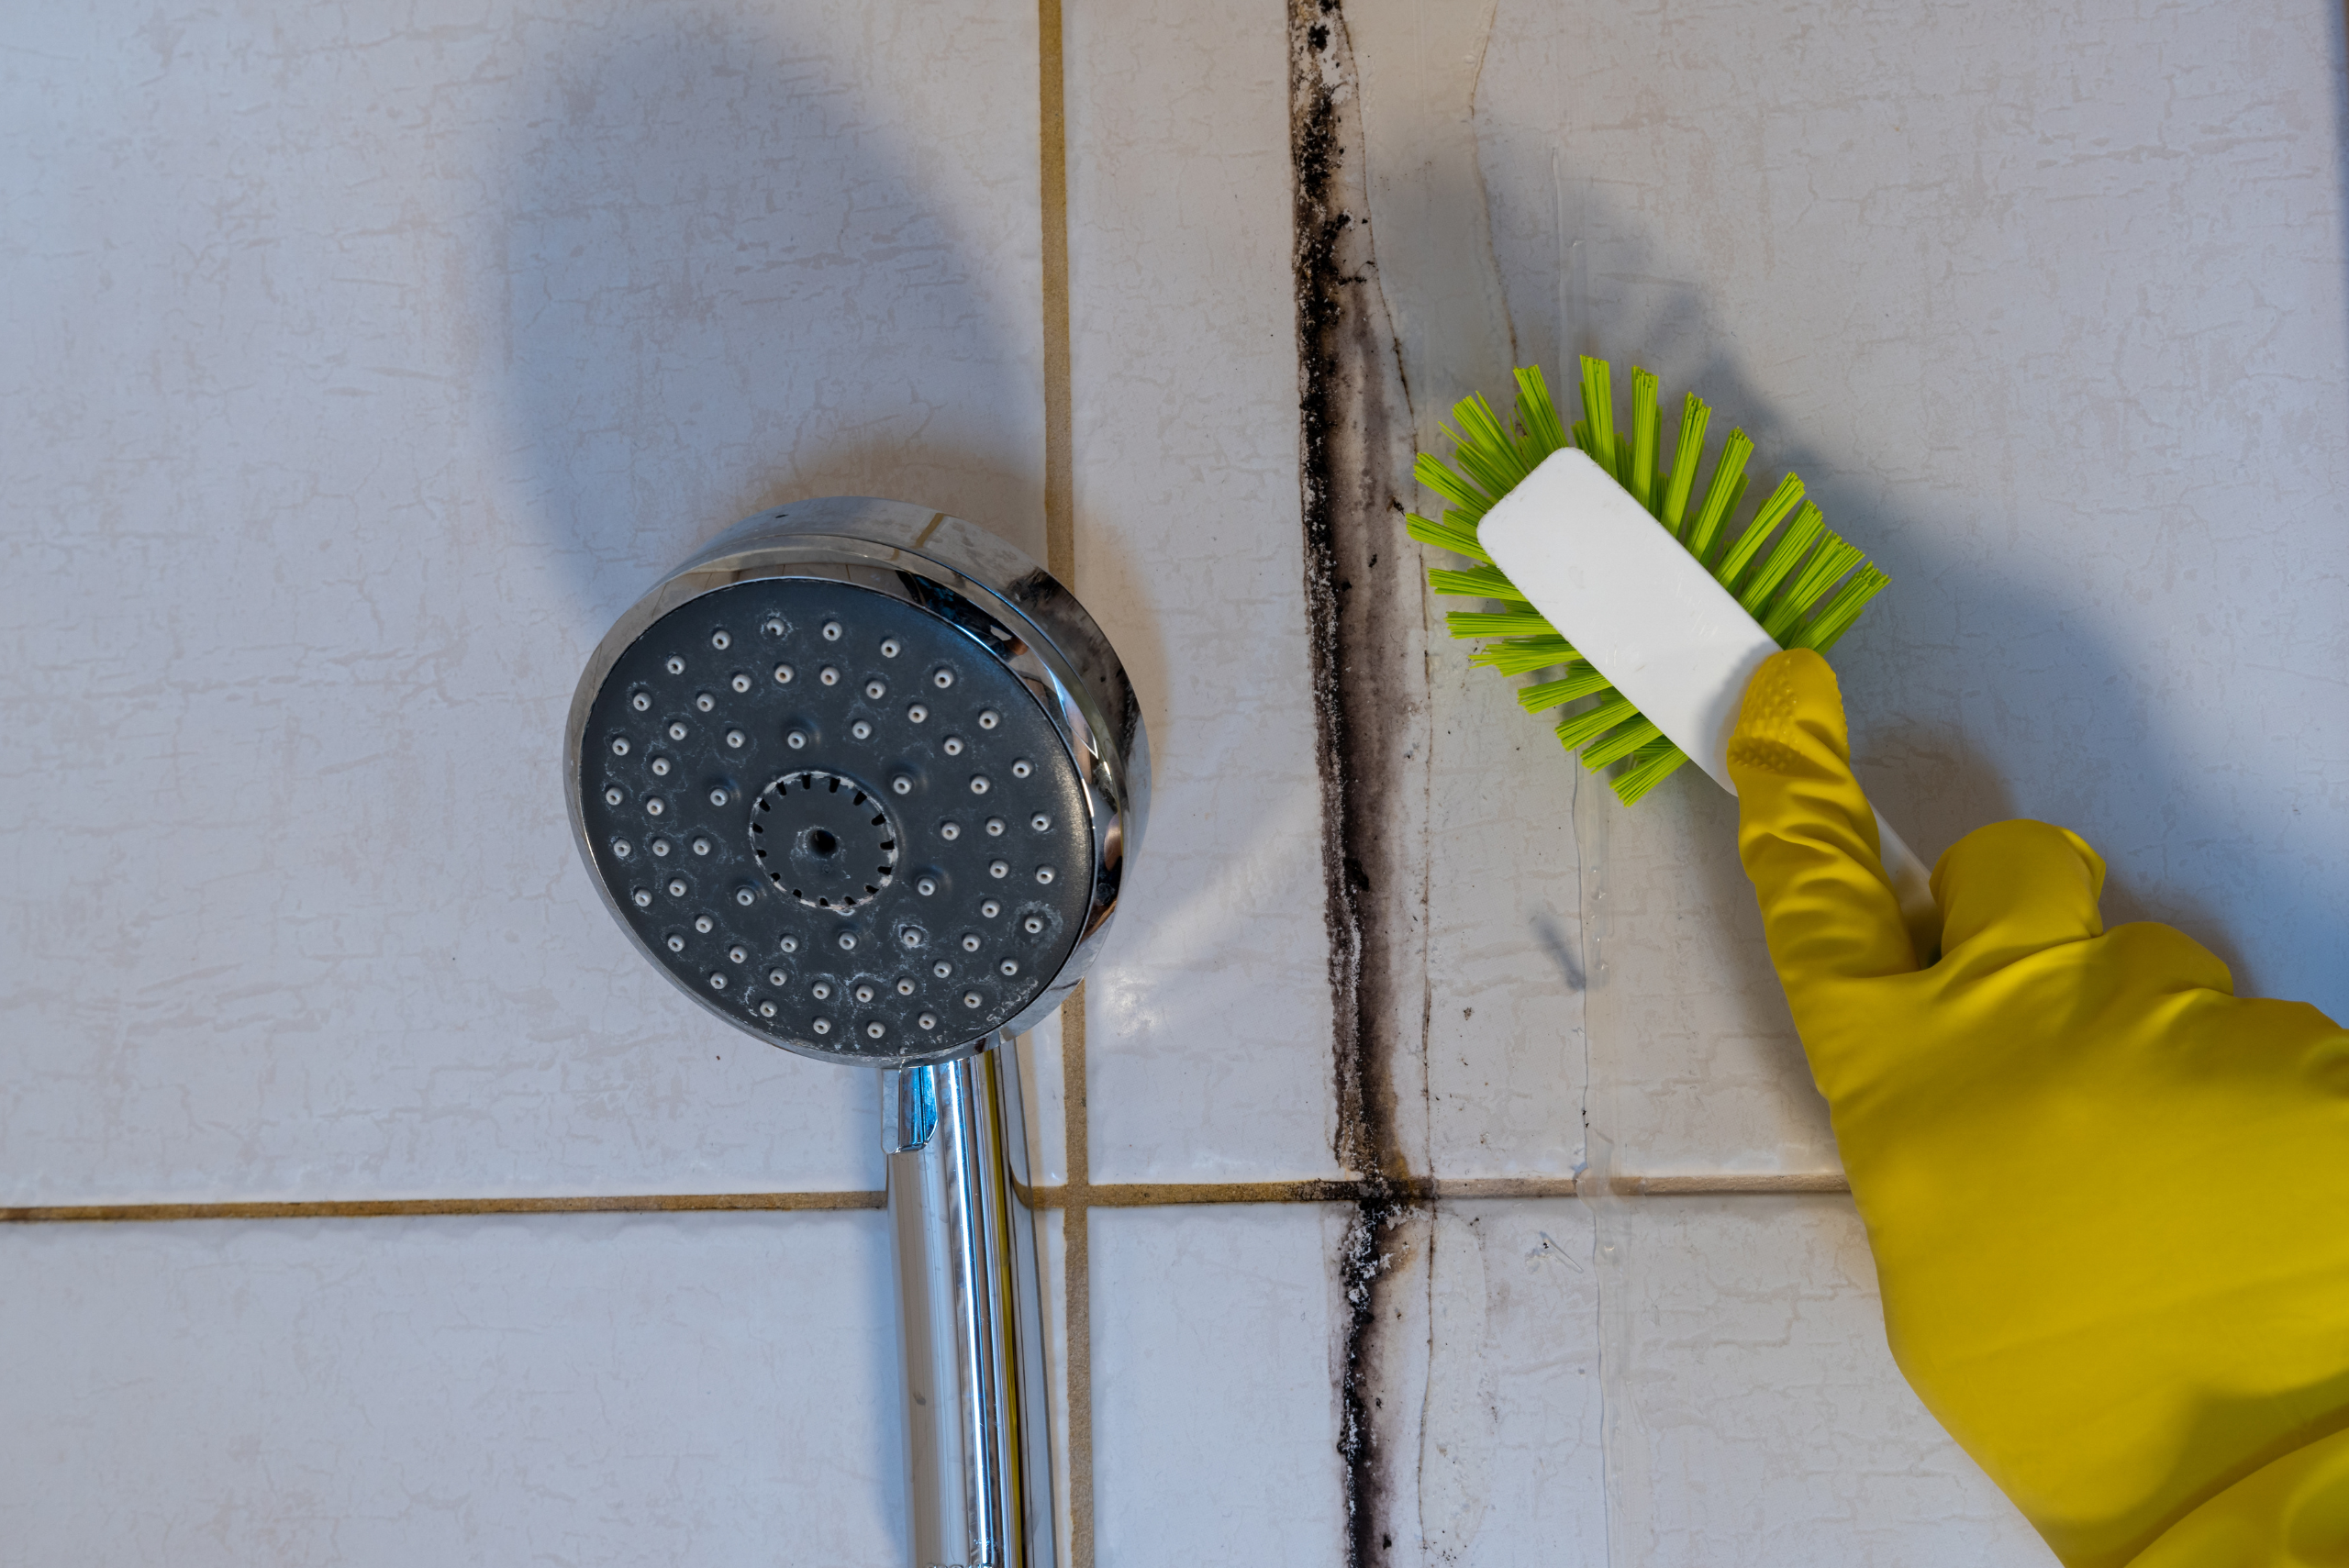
(565, 497), (1147, 1068)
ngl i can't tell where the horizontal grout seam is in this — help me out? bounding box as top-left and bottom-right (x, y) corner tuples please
(0, 1192), (891, 1224)
(0, 1173), (1848, 1225)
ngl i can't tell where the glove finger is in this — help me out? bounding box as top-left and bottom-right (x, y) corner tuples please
(1932, 818), (2106, 969)
(1728, 649), (1921, 989)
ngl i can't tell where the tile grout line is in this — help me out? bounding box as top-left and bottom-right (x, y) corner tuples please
(1034, 4), (1092, 1563)
(1039, 0), (1074, 587)
(0, 1192), (892, 1222)
(0, 1173), (1853, 1226)
(1058, 983), (1096, 1568)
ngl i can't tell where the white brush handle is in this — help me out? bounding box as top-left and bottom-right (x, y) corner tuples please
(1478, 447), (1936, 937)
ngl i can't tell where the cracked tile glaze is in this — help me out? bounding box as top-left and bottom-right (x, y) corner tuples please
(1091, 1206), (1348, 1567)
(1064, 0), (1345, 1183)
(1419, 1203), (1609, 1568)
(0, 0), (1045, 1199)
(1473, 0), (2349, 1175)
(0, 1212), (907, 1564)
(1593, 1197), (2051, 1565)
(1340, 0), (1587, 1184)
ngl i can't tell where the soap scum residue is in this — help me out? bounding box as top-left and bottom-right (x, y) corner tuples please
(1291, 3), (1429, 1562)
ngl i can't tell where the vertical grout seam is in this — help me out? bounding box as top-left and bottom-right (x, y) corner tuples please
(1061, 982), (1095, 1568)
(1036, 5), (1091, 1564)
(1040, 0), (1075, 590)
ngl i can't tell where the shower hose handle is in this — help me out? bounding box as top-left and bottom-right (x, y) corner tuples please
(1726, 647), (2349, 1568)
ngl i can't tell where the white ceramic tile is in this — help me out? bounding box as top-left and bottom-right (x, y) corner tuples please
(1034, 1205), (1077, 1560)
(1063, 0), (1344, 1182)
(0, 0), (1043, 1199)
(1298, 0), (1595, 1184)
(1595, 1195), (2053, 1566)
(0, 1211), (903, 1566)
(1465, 0), (2349, 1172)
(1417, 1201), (1610, 1566)
(1416, 742), (1592, 1181)
(1090, 1205), (1347, 1566)
(1013, 1016), (1069, 1188)
(1579, 783), (1842, 1177)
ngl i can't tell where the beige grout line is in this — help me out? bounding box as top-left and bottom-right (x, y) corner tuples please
(1039, 0), (1074, 590)
(1018, 1171), (1849, 1208)
(0, 1172), (1850, 1227)
(0, 1191), (889, 1224)
(1058, 984), (1096, 1568)
(1034, 5), (1094, 1563)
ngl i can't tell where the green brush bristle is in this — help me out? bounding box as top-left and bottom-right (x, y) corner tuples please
(1469, 636), (1576, 675)
(1612, 740), (1690, 806)
(1737, 502), (1824, 619)
(1789, 565), (1890, 652)
(1579, 715), (1663, 770)
(1626, 367), (1661, 510)
(1446, 606), (1559, 639)
(1578, 357), (1618, 479)
(1412, 451), (1492, 517)
(1658, 394), (1709, 538)
(1761, 531), (1863, 643)
(1414, 358), (1891, 806)
(1429, 564), (1527, 601)
(1513, 366), (1570, 454)
(1517, 663), (1611, 712)
(1405, 508), (1489, 563)
(1685, 428), (1753, 562)
(1440, 398), (1534, 508)
(1553, 694), (1641, 752)
(1715, 473), (1808, 592)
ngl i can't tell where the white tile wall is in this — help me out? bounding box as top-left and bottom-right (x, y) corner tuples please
(6, 0), (2342, 1562)
(0, 1212), (905, 1566)
(1419, 1202), (1609, 1566)
(1595, 1196), (2053, 1566)
(1063, 0), (1344, 1183)
(1465, 0), (2349, 1173)
(1, 0), (1048, 1202)
(1348, 0), (1597, 1185)
(1088, 1206), (1347, 1567)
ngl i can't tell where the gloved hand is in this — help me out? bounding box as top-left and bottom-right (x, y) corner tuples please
(1726, 648), (2349, 1568)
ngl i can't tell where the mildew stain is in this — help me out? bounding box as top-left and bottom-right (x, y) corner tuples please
(1289, 3), (1423, 1562)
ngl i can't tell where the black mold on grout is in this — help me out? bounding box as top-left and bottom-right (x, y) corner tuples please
(1290, 3), (1424, 1562)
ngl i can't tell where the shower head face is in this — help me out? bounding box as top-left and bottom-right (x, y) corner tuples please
(580, 579), (1090, 1055)
(567, 499), (1146, 1070)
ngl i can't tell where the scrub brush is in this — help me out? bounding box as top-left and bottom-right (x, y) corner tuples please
(1408, 356), (1933, 927)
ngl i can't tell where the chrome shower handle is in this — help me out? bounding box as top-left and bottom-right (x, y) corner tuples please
(884, 1044), (1056, 1568)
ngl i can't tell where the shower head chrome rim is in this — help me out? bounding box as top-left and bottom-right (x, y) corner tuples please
(565, 497), (1149, 1069)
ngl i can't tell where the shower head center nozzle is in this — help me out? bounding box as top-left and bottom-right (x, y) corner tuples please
(752, 769), (899, 911)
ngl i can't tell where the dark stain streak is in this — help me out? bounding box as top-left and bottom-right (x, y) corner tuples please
(1290, 3), (1421, 1563)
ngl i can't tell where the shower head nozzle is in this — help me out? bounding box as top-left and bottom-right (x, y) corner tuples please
(565, 498), (1148, 1069)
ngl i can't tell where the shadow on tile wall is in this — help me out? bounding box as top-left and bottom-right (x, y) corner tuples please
(1486, 177), (2334, 1005)
(494, 6), (1047, 628)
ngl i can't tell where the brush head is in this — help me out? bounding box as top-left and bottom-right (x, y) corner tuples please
(566, 498), (1148, 1069)
(1408, 358), (1891, 806)
(1476, 446), (1778, 792)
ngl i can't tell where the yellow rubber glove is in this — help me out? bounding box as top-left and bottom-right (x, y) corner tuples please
(1727, 648), (2349, 1568)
